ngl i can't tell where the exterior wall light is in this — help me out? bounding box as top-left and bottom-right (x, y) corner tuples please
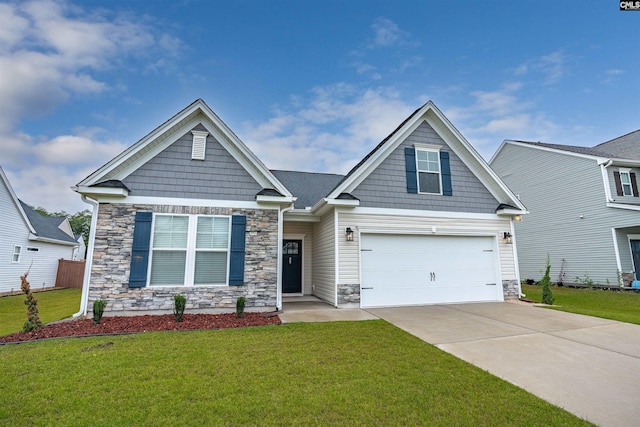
(346, 227), (354, 241)
(503, 232), (513, 244)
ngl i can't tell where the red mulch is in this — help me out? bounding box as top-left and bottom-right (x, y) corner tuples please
(0, 312), (281, 344)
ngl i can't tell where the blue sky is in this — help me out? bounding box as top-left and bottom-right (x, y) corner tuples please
(1, 0), (638, 213)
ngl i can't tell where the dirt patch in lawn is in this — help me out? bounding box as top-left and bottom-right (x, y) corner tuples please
(0, 312), (281, 344)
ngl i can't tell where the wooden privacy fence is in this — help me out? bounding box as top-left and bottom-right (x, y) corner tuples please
(55, 259), (85, 288)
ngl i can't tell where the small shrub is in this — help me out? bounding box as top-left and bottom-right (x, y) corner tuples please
(92, 300), (108, 325)
(236, 296), (246, 318)
(21, 272), (42, 333)
(173, 294), (186, 322)
(540, 259), (554, 305)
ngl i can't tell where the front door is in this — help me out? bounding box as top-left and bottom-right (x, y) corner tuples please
(631, 240), (640, 278)
(282, 240), (302, 293)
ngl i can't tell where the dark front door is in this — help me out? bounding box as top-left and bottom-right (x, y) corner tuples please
(282, 240), (302, 293)
(631, 240), (640, 278)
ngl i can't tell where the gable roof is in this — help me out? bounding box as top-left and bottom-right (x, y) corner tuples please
(75, 99), (292, 199)
(325, 101), (526, 212)
(0, 166), (77, 245)
(271, 170), (344, 209)
(19, 201), (77, 244)
(504, 140), (617, 158)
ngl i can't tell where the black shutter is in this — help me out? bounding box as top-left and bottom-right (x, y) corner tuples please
(631, 172), (639, 197)
(229, 215), (247, 286)
(128, 212), (152, 288)
(404, 147), (418, 194)
(440, 151), (452, 196)
(614, 171), (623, 196)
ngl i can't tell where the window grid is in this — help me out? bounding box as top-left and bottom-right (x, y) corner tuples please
(620, 171), (633, 196)
(12, 246), (21, 263)
(416, 148), (442, 194)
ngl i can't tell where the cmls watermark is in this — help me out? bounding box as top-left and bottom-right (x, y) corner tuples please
(620, 1), (640, 10)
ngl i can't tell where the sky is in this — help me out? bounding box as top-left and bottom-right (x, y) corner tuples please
(1, 0), (638, 214)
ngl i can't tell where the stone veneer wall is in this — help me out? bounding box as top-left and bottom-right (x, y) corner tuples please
(502, 279), (519, 300)
(337, 283), (360, 305)
(90, 203), (278, 312)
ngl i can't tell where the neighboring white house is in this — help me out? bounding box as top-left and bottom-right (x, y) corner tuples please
(0, 166), (79, 293)
(73, 234), (86, 260)
(490, 130), (640, 286)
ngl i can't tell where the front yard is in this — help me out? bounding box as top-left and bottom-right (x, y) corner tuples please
(0, 321), (591, 426)
(0, 288), (81, 335)
(521, 284), (640, 325)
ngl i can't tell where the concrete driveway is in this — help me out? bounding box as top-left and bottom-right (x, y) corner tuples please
(368, 302), (640, 427)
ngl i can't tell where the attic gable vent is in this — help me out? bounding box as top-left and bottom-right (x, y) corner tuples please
(191, 130), (209, 160)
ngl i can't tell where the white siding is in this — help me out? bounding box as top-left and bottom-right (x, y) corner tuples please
(337, 209), (516, 285)
(491, 143), (640, 285)
(311, 211), (336, 305)
(283, 221), (313, 294)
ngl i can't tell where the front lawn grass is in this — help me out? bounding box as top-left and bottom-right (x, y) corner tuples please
(0, 321), (591, 426)
(522, 284), (640, 325)
(0, 288), (82, 335)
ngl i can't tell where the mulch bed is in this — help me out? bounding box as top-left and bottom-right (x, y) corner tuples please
(0, 312), (281, 344)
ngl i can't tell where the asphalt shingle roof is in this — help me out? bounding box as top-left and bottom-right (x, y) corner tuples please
(18, 200), (77, 244)
(510, 140), (619, 158)
(271, 170), (345, 209)
(594, 129), (640, 160)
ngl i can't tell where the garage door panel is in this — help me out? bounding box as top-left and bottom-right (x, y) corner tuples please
(360, 234), (501, 308)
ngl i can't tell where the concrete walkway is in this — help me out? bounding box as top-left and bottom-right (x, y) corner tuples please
(369, 303), (640, 427)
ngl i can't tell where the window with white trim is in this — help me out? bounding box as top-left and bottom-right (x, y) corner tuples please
(620, 171), (633, 196)
(416, 148), (441, 194)
(12, 246), (21, 263)
(149, 214), (230, 286)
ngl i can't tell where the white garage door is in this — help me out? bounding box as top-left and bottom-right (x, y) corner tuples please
(360, 234), (502, 308)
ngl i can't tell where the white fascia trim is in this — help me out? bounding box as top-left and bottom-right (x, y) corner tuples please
(74, 186), (129, 197)
(325, 198), (360, 207)
(358, 227), (499, 237)
(28, 234), (78, 246)
(501, 140), (609, 163)
(256, 195), (296, 204)
(496, 208), (529, 216)
(283, 210), (321, 222)
(91, 195), (281, 210)
(0, 166), (37, 234)
(347, 206), (508, 221)
(606, 202), (640, 212)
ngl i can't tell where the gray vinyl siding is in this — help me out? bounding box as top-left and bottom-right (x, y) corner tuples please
(607, 167), (640, 205)
(123, 124), (262, 201)
(311, 211), (336, 305)
(491, 143), (640, 285)
(283, 221), (313, 295)
(351, 121), (499, 213)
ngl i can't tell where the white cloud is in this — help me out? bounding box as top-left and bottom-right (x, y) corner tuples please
(370, 17), (418, 48)
(242, 85), (414, 174)
(513, 50), (569, 85)
(0, 0), (182, 213)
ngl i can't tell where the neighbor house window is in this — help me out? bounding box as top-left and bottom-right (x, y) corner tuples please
(620, 171), (633, 196)
(416, 148), (441, 194)
(12, 246), (21, 263)
(149, 214), (230, 286)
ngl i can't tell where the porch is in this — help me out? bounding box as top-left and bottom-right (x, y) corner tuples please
(280, 295), (377, 323)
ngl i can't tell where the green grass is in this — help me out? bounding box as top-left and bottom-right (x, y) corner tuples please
(0, 288), (82, 335)
(522, 284), (640, 325)
(0, 321), (591, 426)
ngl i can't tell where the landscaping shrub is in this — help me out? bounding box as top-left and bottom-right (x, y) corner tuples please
(173, 294), (186, 322)
(236, 296), (246, 318)
(92, 300), (108, 325)
(21, 272), (42, 332)
(540, 259), (555, 305)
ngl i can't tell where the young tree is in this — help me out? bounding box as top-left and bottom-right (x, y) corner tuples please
(540, 259), (555, 305)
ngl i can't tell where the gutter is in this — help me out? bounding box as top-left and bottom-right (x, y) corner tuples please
(73, 195), (99, 318)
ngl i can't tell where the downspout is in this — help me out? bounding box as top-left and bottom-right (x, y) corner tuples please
(73, 195), (99, 318)
(276, 203), (295, 310)
(600, 159), (613, 202)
